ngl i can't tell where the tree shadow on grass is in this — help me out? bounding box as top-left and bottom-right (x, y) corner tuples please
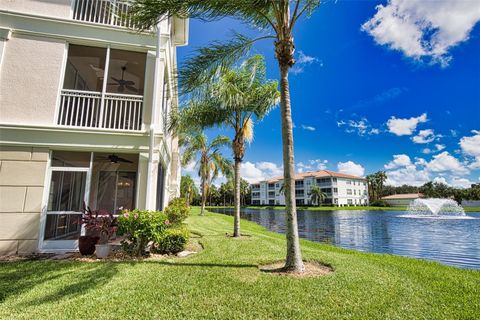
(145, 261), (258, 269)
(0, 261), (118, 307)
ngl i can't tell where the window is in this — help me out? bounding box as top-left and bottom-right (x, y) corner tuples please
(96, 171), (136, 213)
(107, 49), (146, 95)
(333, 178), (337, 182)
(63, 45), (146, 95)
(346, 180), (352, 185)
(354, 189), (357, 195)
(333, 188), (338, 193)
(347, 189), (352, 195)
(347, 199), (353, 205)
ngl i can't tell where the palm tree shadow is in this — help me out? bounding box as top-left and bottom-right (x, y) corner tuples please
(146, 261), (257, 269)
(0, 261), (119, 307)
(20, 263), (118, 307)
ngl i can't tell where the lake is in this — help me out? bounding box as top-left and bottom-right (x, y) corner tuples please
(210, 208), (480, 270)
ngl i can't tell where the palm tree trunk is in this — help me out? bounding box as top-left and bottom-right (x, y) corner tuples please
(233, 158), (241, 237)
(278, 63), (304, 272)
(200, 177), (206, 216)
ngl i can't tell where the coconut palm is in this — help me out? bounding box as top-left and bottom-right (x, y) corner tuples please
(181, 133), (232, 216)
(129, 0), (322, 272)
(309, 185), (327, 207)
(171, 55), (279, 237)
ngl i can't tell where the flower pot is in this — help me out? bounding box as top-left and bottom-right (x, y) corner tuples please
(95, 244), (111, 259)
(79, 236), (99, 256)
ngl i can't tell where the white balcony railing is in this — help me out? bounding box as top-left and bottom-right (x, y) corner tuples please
(73, 0), (136, 28)
(57, 89), (143, 131)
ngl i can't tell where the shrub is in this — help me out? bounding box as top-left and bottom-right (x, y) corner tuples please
(117, 210), (169, 256)
(370, 200), (390, 207)
(154, 227), (189, 254)
(164, 198), (190, 225)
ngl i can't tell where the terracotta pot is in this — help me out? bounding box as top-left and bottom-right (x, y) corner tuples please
(79, 236), (98, 256)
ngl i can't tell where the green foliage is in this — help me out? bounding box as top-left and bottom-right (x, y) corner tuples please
(153, 227), (190, 254)
(117, 210), (168, 256)
(370, 200), (390, 207)
(164, 198), (190, 225)
(180, 175), (199, 206)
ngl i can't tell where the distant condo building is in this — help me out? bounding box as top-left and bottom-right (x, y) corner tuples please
(250, 170), (369, 206)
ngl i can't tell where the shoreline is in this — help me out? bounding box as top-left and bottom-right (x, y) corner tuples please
(207, 205), (480, 212)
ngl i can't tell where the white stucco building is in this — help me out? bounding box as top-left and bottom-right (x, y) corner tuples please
(0, 1), (188, 254)
(251, 170), (369, 206)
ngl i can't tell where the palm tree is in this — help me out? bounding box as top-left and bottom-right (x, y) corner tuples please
(181, 133), (232, 216)
(171, 55), (279, 237)
(180, 175), (198, 207)
(309, 185), (327, 207)
(129, 0), (322, 272)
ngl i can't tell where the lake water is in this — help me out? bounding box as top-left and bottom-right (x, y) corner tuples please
(210, 208), (480, 270)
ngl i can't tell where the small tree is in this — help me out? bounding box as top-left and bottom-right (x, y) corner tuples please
(181, 133), (232, 215)
(180, 175), (198, 207)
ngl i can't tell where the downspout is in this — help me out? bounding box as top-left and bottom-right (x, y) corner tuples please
(146, 20), (162, 210)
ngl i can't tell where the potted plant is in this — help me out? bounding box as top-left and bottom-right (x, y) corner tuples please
(81, 207), (117, 258)
(79, 207), (100, 255)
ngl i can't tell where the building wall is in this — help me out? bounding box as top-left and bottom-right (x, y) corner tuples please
(384, 199), (415, 207)
(0, 34), (66, 126)
(251, 176), (369, 206)
(0, 0), (71, 19)
(0, 145), (48, 255)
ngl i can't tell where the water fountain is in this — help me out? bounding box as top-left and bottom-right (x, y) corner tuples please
(403, 198), (475, 219)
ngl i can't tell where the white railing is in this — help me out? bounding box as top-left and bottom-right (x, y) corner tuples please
(73, 0), (136, 28)
(58, 89), (143, 131)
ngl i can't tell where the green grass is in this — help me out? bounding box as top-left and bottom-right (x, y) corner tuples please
(1, 208), (479, 319)
(211, 205), (480, 212)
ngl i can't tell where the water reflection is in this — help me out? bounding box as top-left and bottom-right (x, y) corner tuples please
(211, 208), (480, 270)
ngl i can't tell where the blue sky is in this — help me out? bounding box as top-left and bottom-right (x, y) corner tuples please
(177, 0), (480, 187)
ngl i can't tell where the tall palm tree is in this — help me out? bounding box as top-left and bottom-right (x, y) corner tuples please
(181, 133), (232, 215)
(309, 185), (327, 207)
(130, 0), (322, 272)
(171, 55), (279, 237)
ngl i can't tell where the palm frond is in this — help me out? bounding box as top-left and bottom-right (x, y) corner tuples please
(179, 32), (274, 94)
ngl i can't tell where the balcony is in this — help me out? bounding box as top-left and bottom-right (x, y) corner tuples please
(57, 89), (143, 131)
(73, 0), (137, 28)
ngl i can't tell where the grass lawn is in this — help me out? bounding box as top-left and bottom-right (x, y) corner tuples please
(1, 208), (479, 319)
(210, 205), (480, 212)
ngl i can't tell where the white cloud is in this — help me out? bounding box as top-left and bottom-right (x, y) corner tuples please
(433, 176), (449, 185)
(362, 0), (480, 66)
(422, 143), (446, 154)
(240, 161), (283, 183)
(425, 151), (469, 175)
(460, 130), (480, 169)
(387, 113), (428, 136)
(384, 154), (412, 169)
(337, 117), (380, 136)
(412, 129), (437, 144)
(291, 51), (322, 75)
(450, 177), (474, 189)
(385, 165), (430, 186)
(301, 124), (316, 131)
(297, 159), (328, 173)
(337, 161), (365, 177)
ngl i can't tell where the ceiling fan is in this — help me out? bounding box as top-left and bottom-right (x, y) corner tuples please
(108, 66), (136, 93)
(97, 154), (133, 164)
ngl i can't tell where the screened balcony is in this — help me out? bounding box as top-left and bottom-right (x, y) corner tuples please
(57, 45), (146, 131)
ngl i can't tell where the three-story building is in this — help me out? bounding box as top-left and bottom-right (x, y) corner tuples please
(0, 0), (188, 254)
(250, 170), (368, 206)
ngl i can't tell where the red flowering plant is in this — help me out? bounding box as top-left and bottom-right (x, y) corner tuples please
(81, 207), (118, 244)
